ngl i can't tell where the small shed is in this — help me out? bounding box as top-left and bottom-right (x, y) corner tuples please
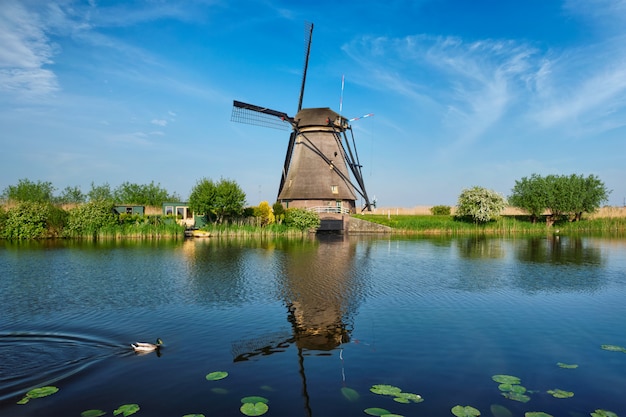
(114, 205), (145, 215)
(162, 202), (207, 228)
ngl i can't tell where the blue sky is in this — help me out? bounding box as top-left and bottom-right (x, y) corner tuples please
(1, 0), (625, 207)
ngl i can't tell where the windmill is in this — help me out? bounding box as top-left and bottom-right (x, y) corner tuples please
(231, 22), (373, 213)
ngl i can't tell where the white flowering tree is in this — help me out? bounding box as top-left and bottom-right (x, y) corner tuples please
(455, 186), (507, 223)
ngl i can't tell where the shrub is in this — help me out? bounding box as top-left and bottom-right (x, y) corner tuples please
(2, 201), (60, 239)
(284, 208), (320, 231)
(430, 205), (451, 216)
(456, 186), (507, 223)
(64, 201), (118, 237)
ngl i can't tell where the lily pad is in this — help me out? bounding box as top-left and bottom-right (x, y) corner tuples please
(211, 387), (229, 395)
(497, 383), (525, 393)
(241, 396), (268, 404)
(364, 408), (391, 416)
(17, 386), (59, 404)
(492, 375), (521, 385)
(113, 403), (140, 416)
(502, 391), (530, 403)
(451, 405), (481, 416)
(206, 371), (229, 381)
(370, 384), (402, 396)
(182, 414), (205, 417)
(591, 410), (618, 417)
(556, 362), (578, 369)
(81, 410), (107, 417)
(525, 413), (553, 417)
(393, 392), (423, 404)
(600, 344), (626, 353)
(547, 389), (573, 398)
(341, 387), (360, 402)
(240, 402), (268, 416)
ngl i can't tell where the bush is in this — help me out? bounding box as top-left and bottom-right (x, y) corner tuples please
(284, 208), (320, 231)
(456, 186), (507, 223)
(64, 201), (118, 237)
(2, 201), (61, 239)
(430, 205), (451, 216)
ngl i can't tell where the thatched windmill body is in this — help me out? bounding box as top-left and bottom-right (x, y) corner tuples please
(231, 23), (373, 213)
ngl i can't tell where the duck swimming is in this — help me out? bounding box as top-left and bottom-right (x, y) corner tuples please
(131, 338), (163, 353)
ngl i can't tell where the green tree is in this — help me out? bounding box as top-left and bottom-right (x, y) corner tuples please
(2, 178), (55, 203)
(455, 186), (507, 223)
(272, 201), (286, 224)
(88, 182), (114, 202)
(57, 185), (86, 204)
(284, 208), (320, 231)
(188, 178), (246, 224)
(113, 181), (178, 206)
(508, 174), (547, 223)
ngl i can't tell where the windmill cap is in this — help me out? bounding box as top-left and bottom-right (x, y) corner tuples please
(295, 107), (346, 128)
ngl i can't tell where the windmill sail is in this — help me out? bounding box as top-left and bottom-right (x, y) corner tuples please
(230, 22), (373, 213)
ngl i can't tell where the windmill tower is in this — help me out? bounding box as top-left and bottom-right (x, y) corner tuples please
(231, 22), (373, 213)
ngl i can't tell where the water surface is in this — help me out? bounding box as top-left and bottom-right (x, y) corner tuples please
(1, 235), (625, 416)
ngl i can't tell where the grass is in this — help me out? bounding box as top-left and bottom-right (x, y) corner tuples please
(352, 214), (626, 236)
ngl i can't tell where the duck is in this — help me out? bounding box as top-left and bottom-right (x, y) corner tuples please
(131, 338), (163, 353)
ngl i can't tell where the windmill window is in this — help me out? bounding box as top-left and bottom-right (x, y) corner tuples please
(331, 185), (338, 194)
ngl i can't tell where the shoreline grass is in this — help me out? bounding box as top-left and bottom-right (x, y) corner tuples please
(352, 214), (626, 236)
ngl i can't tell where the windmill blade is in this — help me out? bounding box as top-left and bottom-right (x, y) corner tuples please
(297, 22), (314, 112)
(231, 100), (293, 130)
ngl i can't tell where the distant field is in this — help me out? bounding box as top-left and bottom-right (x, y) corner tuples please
(370, 205), (626, 218)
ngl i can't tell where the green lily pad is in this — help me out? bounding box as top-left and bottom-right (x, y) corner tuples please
(451, 405), (481, 416)
(113, 403), (140, 416)
(556, 362), (578, 369)
(370, 384), (402, 396)
(498, 383), (525, 393)
(547, 389), (573, 398)
(17, 386), (59, 404)
(492, 375), (521, 385)
(182, 414), (205, 417)
(600, 344), (626, 353)
(364, 408), (391, 416)
(502, 391), (530, 403)
(206, 371), (229, 381)
(240, 402), (268, 416)
(81, 410), (107, 417)
(591, 410), (618, 417)
(525, 413), (553, 417)
(241, 396), (268, 404)
(393, 392), (423, 403)
(341, 387), (360, 402)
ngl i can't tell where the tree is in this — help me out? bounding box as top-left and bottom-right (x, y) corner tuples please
(508, 174), (547, 223)
(57, 185), (86, 204)
(113, 181), (178, 206)
(455, 186), (507, 223)
(256, 201), (275, 226)
(272, 201), (286, 224)
(509, 173), (610, 224)
(188, 178), (246, 224)
(2, 178), (55, 203)
(88, 182), (114, 202)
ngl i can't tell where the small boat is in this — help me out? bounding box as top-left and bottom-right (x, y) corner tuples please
(131, 338), (163, 353)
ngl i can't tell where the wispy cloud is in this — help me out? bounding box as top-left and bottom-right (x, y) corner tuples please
(0, 1), (59, 96)
(151, 119), (168, 127)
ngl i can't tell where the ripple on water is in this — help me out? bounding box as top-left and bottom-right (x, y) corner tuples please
(0, 331), (128, 402)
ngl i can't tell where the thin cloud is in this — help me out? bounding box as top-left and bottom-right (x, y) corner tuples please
(151, 119), (168, 127)
(0, 1), (59, 96)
